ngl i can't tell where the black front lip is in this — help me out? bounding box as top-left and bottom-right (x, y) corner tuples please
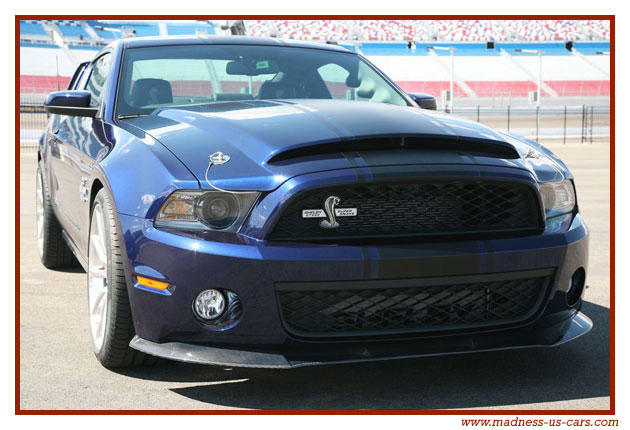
(129, 311), (592, 369)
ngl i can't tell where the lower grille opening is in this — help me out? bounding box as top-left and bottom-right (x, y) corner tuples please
(277, 269), (552, 338)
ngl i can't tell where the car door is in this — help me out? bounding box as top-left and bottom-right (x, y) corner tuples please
(47, 62), (92, 234)
(48, 53), (113, 249)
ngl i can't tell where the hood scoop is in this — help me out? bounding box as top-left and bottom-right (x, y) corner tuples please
(267, 135), (520, 164)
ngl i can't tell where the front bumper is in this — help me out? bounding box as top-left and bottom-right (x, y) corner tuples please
(120, 179), (589, 366)
(130, 311), (592, 368)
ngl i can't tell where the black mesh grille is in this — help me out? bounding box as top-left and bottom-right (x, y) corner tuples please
(268, 180), (542, 242)
(277, 273), (549, 337)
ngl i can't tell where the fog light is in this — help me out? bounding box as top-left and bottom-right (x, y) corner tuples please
(567, 268), (586, 307)
(193, 289), (226, 320)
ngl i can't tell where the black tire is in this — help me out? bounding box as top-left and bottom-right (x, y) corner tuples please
(89, 188), (157, 368)
(36, 162), (78, 269)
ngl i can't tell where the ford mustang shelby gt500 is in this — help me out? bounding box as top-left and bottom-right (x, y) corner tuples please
(38, 36), (590, 369)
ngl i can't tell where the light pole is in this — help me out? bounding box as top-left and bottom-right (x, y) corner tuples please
(515, 48), (544, 109)
(516, 48), (543, 138)
(427, 46), (456, 112)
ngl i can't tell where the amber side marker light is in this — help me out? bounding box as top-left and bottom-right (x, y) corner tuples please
(136, 276), (170, 290)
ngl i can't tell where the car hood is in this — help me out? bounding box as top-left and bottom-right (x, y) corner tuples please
(122, 99), (568, 191)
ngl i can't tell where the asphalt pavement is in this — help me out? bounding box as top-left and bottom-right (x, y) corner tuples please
(18, 141), (611, 410)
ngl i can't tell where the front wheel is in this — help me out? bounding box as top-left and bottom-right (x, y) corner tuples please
(88, 188), (155, 368)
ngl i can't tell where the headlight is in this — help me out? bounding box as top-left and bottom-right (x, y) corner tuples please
(155, 190), (259, 232)
(539, 180), (576, 218)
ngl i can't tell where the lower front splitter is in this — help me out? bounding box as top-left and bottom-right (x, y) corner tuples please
(129, 312), (592, 369)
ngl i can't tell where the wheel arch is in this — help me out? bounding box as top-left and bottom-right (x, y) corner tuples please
(90, 178), (104, 214)
(85, 168), (142, 331)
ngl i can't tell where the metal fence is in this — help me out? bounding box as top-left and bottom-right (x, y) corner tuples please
(18, 101), (610, 153)
(20, 98), (47, 152)
(454, 105), (610, 143)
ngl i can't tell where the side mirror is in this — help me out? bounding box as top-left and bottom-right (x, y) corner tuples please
(408, 93), (437, 110)
(44, 90), (98, 117)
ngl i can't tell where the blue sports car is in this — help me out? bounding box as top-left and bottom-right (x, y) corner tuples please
(38, 36), (591, 369)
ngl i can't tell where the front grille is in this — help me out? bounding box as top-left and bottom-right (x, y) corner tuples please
(268, 180), (542, 242)
(277, 270), (551, 337)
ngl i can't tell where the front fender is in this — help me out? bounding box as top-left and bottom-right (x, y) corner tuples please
(93, 124), (200, 219)
(86, 123), (200, 296)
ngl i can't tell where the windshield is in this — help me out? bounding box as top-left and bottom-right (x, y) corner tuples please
(115, 44), (410, 117)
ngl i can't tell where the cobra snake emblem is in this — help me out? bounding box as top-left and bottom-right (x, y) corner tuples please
(319, 196), (341, 229)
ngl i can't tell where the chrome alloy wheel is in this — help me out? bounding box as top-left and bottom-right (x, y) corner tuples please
(36, 169), (44, 258)
(88, 204), (108, 353)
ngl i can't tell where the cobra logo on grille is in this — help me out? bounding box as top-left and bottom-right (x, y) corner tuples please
(302, 196), (357, 229)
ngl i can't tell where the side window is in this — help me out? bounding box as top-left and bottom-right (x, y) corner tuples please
(85, 54), (112, 108)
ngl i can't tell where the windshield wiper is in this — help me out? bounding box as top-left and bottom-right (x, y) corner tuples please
(117, 113), (149, 120)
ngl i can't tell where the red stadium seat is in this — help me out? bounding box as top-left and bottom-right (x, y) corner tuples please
(20, 75), (71, 94)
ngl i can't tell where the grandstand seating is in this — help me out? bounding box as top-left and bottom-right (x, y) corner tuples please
(584, 20), (610, 40)
(397, 81), (467, 97)
(20, 75), (71, 94)
(20, 22), (48, 36)
(132, 24), (160, 37)
(86, 21), (131, 39)
(166, 23), (215, 36)
(245, 19), (609, 42)
(507, 20), (583, 41)
(96, 29), (118, 39)
(20, 74), (610, 99)
(19, 20), (610, 46)
(246, 20), (347, 40)
(353, 20), (428, 41)
(429, 20), (506, 41)
(19, 20), (610, 102)
(247, 20), (270, 38)
(86, 21), (161, 39)
(546, 80), (610, 97)
(57, 24), (90, 39)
